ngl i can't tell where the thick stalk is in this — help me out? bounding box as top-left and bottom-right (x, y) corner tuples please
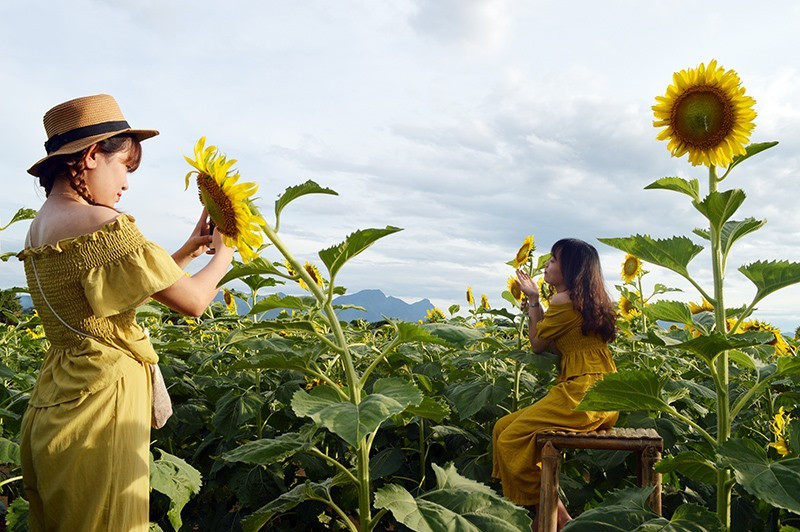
(636, 275), (648, 333)
(709, 166), (732, 528)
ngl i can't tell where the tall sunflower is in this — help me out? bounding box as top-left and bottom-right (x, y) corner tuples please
(480, 294), (490, 310)
(466, 286), (475, 306)
(653, 60), (756, 167)
(300, 262), (324, 291)
(184, 137), (266, 262)
(512, 235), (535, 268)
(618, 295), (640, 320)
(620, 254), (643, 283)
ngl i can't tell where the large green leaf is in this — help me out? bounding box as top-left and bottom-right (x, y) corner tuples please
(222, 432), (311, 465)
(576, 370), (671, 413)
(4, 497), (28, 532)
(249, 294), (314, 314)
(374, 463), (531, 532)
(693, 189), (746, 233)
(274, 180), (338, 221)
(225, 320), (319, 344)
(211, 390), (264, 438)
(644, 177), (700, 201)
(598, 235), (704, 278)
(654, 451), (718, 484)
(695, 218), (766, 259)
(318, 226), (402, 280)
(422, 323), (485, 347)
(644, 300), (693, 327)
(727, 141), (779, 172)
(292, 378), (422, 447)
(739, 260), (800, 305)
(673, 331), (774, 366)
(717, 438), (800, 513)
(393, 321), (453, 347)
(404, 396), (451, 423)
(445, 378), (512, 419)
(218, 258), (283, 286)
(150, 449), (202, 532)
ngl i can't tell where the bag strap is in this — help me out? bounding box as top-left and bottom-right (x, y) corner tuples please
(25, 229), (99, 341)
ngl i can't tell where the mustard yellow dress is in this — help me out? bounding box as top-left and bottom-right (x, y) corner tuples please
(18, 215), (184, 532)
(492, 302), (618, 506)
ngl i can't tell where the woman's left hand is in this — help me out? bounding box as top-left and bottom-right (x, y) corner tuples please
(172, 209), (213, 268)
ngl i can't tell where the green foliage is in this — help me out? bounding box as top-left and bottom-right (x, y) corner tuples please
(645, 177), (700, 201)
(318, 226), (402, 281)
(598, 235), (704, 279)
(150, 449), (203, 531)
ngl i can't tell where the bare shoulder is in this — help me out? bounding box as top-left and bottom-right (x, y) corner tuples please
(550, 291), (572, 305)
(30, 204), (124, 247)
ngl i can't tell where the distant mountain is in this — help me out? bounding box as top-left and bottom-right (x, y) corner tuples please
(333, 289), (434, 322)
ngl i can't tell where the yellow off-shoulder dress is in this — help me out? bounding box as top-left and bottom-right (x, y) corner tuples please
(492, 302), (618, 506)
(18, 215), (184, 532)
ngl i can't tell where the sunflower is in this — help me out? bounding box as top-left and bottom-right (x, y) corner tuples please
(466, 286), (475, 306)
(736, 320), (792, 356)
(537, 277), (553, 309)
(425, 307), (446, 322)
(618, 295), (640, 320)
(689, 298), (714, 314)
(480, 294), (490, 309)
(768, 406), (791, 457)
(507, 276), (522, 301)
(653, 60), (757, 167)
(223, 289), (237, 314)
(184, 137), (266, 262)
(620, 254), (643, 283)
(512, 235), (535, 268)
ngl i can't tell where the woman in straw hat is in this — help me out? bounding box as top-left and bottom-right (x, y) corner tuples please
(18, 94), (233, 531)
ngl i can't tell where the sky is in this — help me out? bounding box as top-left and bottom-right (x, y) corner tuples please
(2, 0), (800, 331)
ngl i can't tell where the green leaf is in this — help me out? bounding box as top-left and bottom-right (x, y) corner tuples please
(599, 235), (704, 278)
(217, 258), (283, 286)
(421, 323), (484, 347)
(645, 177), (700, 201)
(393, 321), (453, 347)
(318, 226), (402, 280)
(654, 451), (718, 484)
(374, 463), (531, 532)
(576, 370), (671, 413)
(292, 378), (422, 447)
(739, 260), (800, 306)
(242, 479), (333, 532)
(693, 189), (746, 233)
(446, 379), (512, 419)
(4, 497), (29, 532)
(673, 331), (774, 366)
(225, 320), (318, 344)
(0, 437), (20, 465)
(222, 432), (311, 465)
(717, 437), (800, 513)
(728, 141), (779, 171)
(644, 300), (694, 327)
(405, 396), (451, 423)
(718, 218), (766, 258)
(635, 504), (724, 531)
(249, 294), (313, 314)
(149, 449), (202, 532)
(275, 180), (337, 220)
(211, 390), (264, 438)
(0, 207), (36, 231)
(560, 486), (654, 530)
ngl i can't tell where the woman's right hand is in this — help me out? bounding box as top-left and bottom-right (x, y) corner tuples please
(516, 269), (539, 300)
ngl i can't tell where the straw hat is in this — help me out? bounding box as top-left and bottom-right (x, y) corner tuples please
(27, 94), (159, 177)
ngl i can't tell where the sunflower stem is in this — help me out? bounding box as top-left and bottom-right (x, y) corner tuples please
(709, 165), (732, 529)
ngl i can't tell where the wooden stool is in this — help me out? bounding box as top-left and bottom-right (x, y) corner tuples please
(536, 427), (663, 532)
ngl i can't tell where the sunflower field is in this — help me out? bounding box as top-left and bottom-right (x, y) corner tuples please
(3, 61), (800, 531)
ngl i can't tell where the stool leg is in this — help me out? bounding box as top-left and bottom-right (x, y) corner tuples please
(639, 445), (662, 515)
(539, 441), (560, 532)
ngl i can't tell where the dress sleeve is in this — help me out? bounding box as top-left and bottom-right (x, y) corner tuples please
(81, 241), (185, 318)
(536, 304), (578, 341)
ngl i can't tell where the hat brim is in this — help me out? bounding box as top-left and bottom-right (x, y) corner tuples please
(27, 128), (159, 177)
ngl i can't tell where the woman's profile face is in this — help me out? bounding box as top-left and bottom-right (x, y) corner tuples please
(544, 252), (564, 286)
(83, 146), (134, 206)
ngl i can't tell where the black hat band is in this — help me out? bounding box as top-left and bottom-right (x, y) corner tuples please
(44, 120), (131, 154)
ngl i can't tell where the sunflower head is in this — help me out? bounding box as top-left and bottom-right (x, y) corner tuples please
(223, 289), (237, 314)
(689, 298), (714, 314)
(769, 406), (792, 457)
(737, 320), (792, 356)
(620, 254), (643, 283)
(507, 276), (522, 301)
(536, 277), (554, 309)
(300, 262), (324, 290)
(653, 60), (757, 167)
(618, 295), (640, 320)
(425, 307), (446, 322)
(512, 235), (536, 268)
(466, 286), (474, 306)
(480, 294), (490, 309)
(184, 137), (266, 263)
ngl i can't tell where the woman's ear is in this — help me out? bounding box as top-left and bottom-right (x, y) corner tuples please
(83, 144), (100, 169)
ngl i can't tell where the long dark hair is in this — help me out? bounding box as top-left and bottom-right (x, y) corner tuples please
(37, 134), (142, 206)
(551, 238), (616, 342)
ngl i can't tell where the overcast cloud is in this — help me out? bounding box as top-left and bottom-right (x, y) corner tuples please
(2, 0), (799, 330)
